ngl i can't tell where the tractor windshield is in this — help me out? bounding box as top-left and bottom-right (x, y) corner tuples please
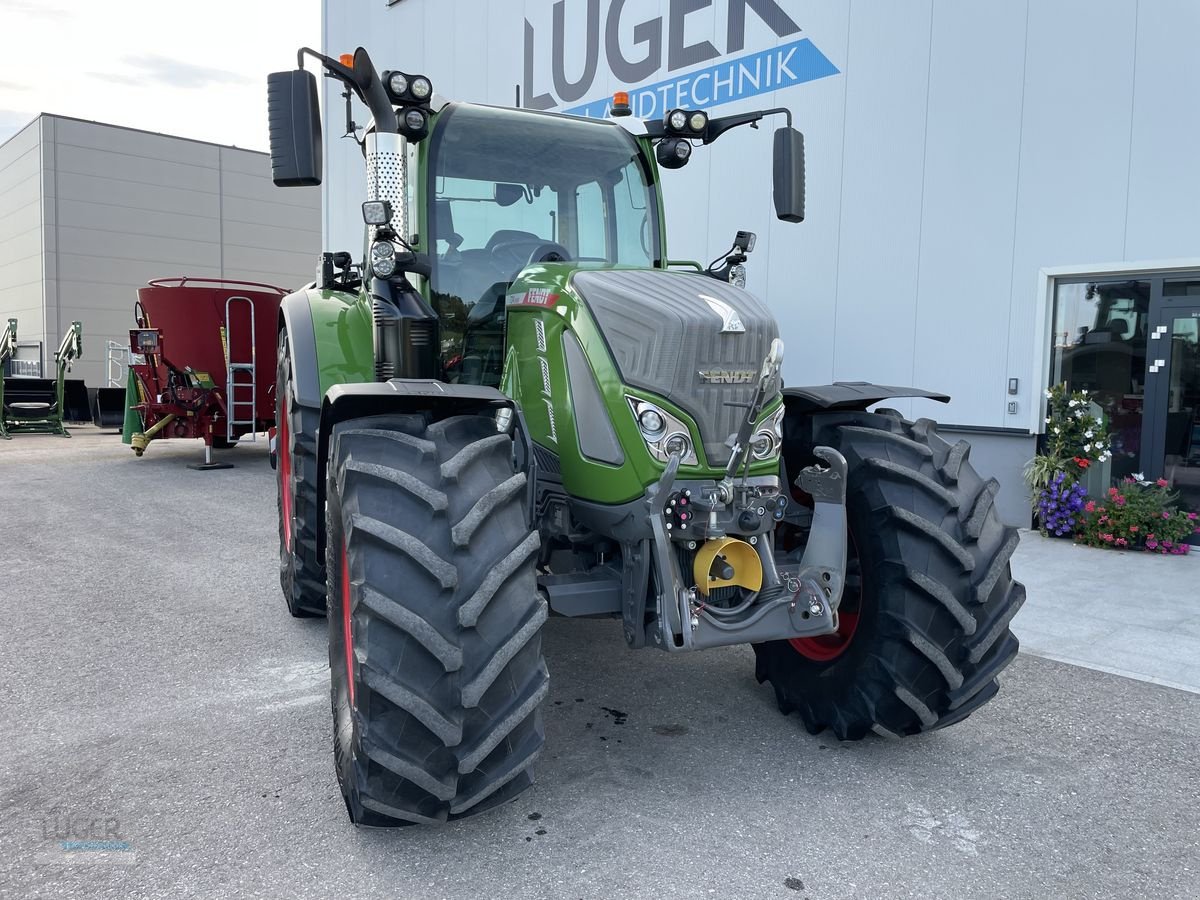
(426, 103), (661, 385)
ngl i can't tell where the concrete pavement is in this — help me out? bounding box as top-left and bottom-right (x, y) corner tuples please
(1, 429), (1197, 899)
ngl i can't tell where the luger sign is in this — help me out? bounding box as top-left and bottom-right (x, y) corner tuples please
(523, 0), (840, 119)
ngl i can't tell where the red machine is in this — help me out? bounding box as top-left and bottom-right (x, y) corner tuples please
(124, 278), (287, 468)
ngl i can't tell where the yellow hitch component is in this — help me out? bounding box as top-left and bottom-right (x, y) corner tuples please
(130, 413), (177, 456)
(693, 537), (763, 596)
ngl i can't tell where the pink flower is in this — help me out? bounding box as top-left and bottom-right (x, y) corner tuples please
(1116, 496), (1126, 506)
(1108, 488), (1119, 498)
(1146, 540), (1159, 550)
(1188, 513), (1197, 521)
(1130, 525), (1139, 533)
(1115, 538), (1127, 547)
(1157, 478), (1169, 487)
(1163, 511), (1172, 519)
(1085, 500), (1097, 513)
(1102, 533), (1114, 543)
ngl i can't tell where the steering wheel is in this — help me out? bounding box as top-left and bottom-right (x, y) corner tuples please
(490, 239), (573, 277)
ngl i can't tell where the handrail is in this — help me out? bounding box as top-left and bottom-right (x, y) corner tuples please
(146, 277), (288, 295)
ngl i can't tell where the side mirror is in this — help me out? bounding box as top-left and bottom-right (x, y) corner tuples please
(772, 127), (805, 223)
(494, 183), (526, 207)
(267, 69), (323, 187)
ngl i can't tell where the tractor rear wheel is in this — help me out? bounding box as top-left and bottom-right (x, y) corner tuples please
(326, 413), (547, 825)
(755, 410), (1025, 739)
(276, 329), (326, 617)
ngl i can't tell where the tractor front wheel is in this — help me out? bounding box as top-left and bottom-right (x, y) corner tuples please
(276, 328), (326, 618)
(755, 410), (1026, 739)
(326, 413), (547, 825)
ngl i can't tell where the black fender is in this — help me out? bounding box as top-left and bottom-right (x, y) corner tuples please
(315, 380), (536, 557)
(278, 289), (323, 409)
(782, 381), (949, 415)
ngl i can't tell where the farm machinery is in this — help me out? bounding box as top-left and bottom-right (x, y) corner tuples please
(122, 278), (286, 468)
(1, 318), (82, 438)
(268, 47), (1025, 826)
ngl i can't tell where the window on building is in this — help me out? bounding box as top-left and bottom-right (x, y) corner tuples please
(1049, 279), (1150, 481)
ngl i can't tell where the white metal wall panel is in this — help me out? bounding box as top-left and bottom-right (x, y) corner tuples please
(909, 1), (1029, 426)
(0, 120), (47, 354)
(1004, 1), (1137, 423)
(1124, 0), (1200, 260)
(830, 1), (932, 410)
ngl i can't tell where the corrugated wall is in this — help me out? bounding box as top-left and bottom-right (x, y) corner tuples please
(0, 119), (47, 360)
(0, 116), (321, 387)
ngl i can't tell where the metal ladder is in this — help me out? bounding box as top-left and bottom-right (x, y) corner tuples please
(224, 295), (257, 443)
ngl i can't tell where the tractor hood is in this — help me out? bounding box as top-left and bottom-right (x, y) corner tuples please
(571, 269), (779, 467)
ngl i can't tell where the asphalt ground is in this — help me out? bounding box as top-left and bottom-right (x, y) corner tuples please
(1, 429), (1198, 900)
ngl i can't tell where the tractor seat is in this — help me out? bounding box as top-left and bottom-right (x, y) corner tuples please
(8, 402), (53, 414)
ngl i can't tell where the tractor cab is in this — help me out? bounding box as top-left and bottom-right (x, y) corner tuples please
(424, 102), (663, 386)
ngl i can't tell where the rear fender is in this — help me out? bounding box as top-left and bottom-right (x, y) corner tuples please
(315, 381), (536, 557)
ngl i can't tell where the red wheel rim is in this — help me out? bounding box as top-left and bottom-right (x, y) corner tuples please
(787, 531), (862, 662)
(788, 611), (860, 661)
(341, 540), (355, 706)
(278, 401), (293, 549)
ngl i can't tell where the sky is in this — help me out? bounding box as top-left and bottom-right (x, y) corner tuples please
(0, 0), (319, 150)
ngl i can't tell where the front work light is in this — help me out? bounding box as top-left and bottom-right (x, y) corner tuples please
(383, 70), (434, 106)
(410, 76), (432, 101)
(370, 241), (397, 278)
(665, 108), (709, 138)
(399, 107), (430, 141)
(657, 137), (692, 170)
(362, 200), (393, 225)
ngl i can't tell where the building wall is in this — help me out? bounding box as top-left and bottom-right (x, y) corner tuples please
(323, 0), (1200, 524)
(0, 115), (321, 388)
(0, 119), (46, 360)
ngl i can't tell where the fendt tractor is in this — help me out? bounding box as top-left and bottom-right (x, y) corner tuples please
(267, 48), (1025, 826)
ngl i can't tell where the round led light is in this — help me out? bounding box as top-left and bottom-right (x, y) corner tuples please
(751, 433), (774, 459)
(371, 241), (396, 278)
(664, 433), (690, 458)
(689, 112), (708, 133)
(388, 72), (409, 97)
(638, 407), (665, 437)
(675, 140), (691, 161)
(728, 263), (747, 289)
(404, 108), (427, 131)
(410, 77), (432, 101)
(668, 110), (688, 131)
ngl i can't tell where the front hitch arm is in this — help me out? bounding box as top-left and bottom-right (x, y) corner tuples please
(794, 447), (849, 622)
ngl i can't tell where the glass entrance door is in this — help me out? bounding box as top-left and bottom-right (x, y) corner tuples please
(1144, 293), (1200, 512)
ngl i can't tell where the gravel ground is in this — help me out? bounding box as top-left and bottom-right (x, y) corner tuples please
(1, 429), (1197, 900)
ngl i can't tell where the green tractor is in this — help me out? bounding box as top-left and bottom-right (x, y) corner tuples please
(268, 48), (1025, 826)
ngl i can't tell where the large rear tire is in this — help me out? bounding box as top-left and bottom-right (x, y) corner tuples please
(755, 410), (1025, 739)
(326, 413), (547, 825)
(276, 329), (326, 618)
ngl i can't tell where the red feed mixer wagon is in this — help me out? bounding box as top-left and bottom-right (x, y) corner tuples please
(122, 277), (286, 469)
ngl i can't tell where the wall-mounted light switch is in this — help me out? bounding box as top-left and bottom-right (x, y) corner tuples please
(1007, 377), (1019, 395)
(1007, 401), (1019, 414)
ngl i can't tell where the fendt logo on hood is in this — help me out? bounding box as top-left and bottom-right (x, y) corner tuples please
(700, 294), (746, 334)
(523, 0), (839, 119)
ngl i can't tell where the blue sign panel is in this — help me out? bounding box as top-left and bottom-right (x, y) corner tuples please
(564, 37), (839, 120)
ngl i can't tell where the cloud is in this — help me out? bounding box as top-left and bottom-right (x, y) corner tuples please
(90, 54), (251, 89)
(0, 1), (68, 18)
(0, 80), (29, 91)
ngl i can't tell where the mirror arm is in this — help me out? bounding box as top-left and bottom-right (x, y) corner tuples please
(704, 106), (792, 144)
